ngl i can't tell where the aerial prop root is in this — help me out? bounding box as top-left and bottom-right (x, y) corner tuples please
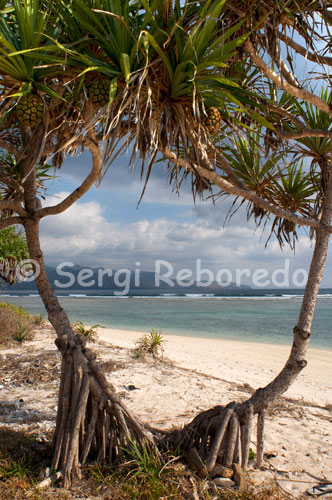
(50, 332), (267, 487)
(51, 333), (155, 488)
(162, 402), (265, 475)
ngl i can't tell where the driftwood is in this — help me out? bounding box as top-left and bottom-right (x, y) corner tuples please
(37, 471), (63, 490)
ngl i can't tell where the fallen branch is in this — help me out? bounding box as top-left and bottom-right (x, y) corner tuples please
(37, 471), (63, 490)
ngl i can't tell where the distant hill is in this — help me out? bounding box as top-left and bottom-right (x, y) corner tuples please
(1, 264), (252, 295)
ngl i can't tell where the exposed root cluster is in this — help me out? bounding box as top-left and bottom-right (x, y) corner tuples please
(51, 333), (155, 487)
(51, 331), (268, 487)
(164, 403), (266, 473)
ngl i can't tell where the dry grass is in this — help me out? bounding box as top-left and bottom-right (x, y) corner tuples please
(0, 426), (293, 500)
(0, 302), (35, 347)
(0, 427), (53, 500)
(98, 359), (128, 373)
(0, 349), (61, 387)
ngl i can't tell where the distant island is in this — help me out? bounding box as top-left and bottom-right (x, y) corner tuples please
(1, 263), (253, 296)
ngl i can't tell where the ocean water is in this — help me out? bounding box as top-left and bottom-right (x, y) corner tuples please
(1, 293), (331, 350)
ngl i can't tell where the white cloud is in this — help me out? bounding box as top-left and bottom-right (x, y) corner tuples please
(38, 191), (332, 287)
(56, 152), (198, 206)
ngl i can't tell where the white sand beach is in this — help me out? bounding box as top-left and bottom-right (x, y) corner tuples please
(1, 325), (331, 498)
(97, 327), (332, 407)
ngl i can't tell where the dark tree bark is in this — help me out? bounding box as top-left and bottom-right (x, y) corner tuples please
(20, 133), (155, 486)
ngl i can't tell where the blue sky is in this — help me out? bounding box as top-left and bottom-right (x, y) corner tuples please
(39, 149), (332, 289)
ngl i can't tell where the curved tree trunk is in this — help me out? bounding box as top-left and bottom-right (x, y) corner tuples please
(16, 127), (157, 487)
(24, 185), (332, 484)
(19, 127), (332, 485)
(163, 167), (332, 471)
(21, 130), (156, 487)
(24, 217), (156, 487)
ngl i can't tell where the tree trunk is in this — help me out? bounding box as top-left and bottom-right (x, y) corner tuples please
(19, 130), (332, 483)
(163, 167), (332, 469)
(24, 189), (332, 482)
(23, 218), (155, 487)
(18, 129), (156, 486)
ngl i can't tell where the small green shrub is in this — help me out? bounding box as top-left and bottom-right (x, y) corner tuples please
(136, 329), (166, 358)
(13, 319), (34, 343)
(72, 321), (99, 343)
(33, 313), (45, 325)
(123, 439), (162, 479)
(0, 455), (30, 480)
(90, 446), (181, 500)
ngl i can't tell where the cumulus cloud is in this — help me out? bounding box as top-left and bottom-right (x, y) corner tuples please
(38, 191), (332, 287)
(38, 139), (332, 288)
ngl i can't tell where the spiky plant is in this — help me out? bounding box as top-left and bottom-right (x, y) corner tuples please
(72, 321), (100, 342)
(136, 329), (166, 357)
(69, 0), (263, 198)
(223, 130), (319, 248)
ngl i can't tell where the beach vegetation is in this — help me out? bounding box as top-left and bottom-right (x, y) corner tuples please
(122, 438), (164, 478)
(71, 320), (99, 343)
(0, 302), (34, 346)
(13, 318), (34, 343)
(33, 313), (45, 325)
(0, 425), (288, 500)
(0, 301), (31, 318)
(136, 329), (166, 357)
(0, 427), (52, 498)
(0, 226), (29, 285)
(0, 0), (332, 492)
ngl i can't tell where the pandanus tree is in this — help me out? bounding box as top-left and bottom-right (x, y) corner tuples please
(1, 0), (332, 486)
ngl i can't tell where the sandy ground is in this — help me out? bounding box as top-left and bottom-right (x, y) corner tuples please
(1, 325), (331, 499)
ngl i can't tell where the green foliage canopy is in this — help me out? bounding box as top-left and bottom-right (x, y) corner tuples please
(0, 1), (332, 247)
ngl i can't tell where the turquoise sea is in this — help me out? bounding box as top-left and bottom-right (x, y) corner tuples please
(1, 293), (332, 350)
